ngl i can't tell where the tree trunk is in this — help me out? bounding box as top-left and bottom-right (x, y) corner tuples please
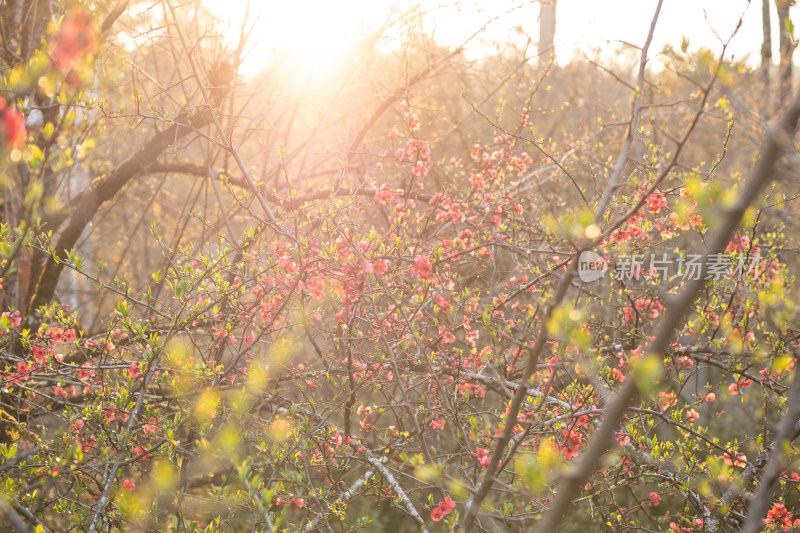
(776, 0), (797, 107)
(539, 0), (556, 66)
(762, 0), (773, 116)
(26, 107), (215, 317)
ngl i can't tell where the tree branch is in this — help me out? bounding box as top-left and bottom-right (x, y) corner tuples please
(594, 0), (664, 217)
(531, 88), (800, 533)
(27, 108), (214, 315)
(739, 353), (800, 532)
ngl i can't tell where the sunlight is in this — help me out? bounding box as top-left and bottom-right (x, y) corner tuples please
(203, 0), (388, 79)
(203, 0), (770, 82)
(10, 1), (800, 531)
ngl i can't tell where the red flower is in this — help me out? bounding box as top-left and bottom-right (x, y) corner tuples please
(127, 363), (141, 379)
(438, 325), (455, 344)
(623, 306), (634, 323)
(440, 497), (456, 513)
(434, 295), (451, 312)
(648, 492), (661, 507)
(373, 259), (389, 275)
(723, 451), (747, 468)
(77, 362), (96, 380)
(764, 502), (793, 529)
(430, 507), (444, 521)
(0, 99), (26, 151)
(122, 479), (135, 491)
(429, 418), (445, 431)
(473, 447), (490, 467)
(560, 429), (583, 459)
(647, 191), (667, 213)
(51, 11), (97, 71)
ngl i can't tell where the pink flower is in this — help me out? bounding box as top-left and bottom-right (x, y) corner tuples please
(723, 451), (747, 468)
(122, 479), (135, 491)
(413, 255), (434, 281)
(434, 295), (451, 312)
(685, 409), (699, 423)
(49, 327), (64, 342)
(429, 418), (445, 431)
(470, 143), (481, 160)
(648, 492), (661, 507)
(728, 383), (739, 395)
(647, 191), (667, 213)
(374, 185), (394, 206)
(77, 362), (96, 380)
(439, 326), (455, 344)
(373, 259), (389, 275)
(430, 507), (444, 521)
(473, 447), (491, 467)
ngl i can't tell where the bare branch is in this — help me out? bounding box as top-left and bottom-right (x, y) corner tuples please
(594, 0), (664, 218)
(739, 354), (800, 532)
(532, 88), (800, 533)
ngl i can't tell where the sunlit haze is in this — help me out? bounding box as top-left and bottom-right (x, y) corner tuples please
(203, 0), (790, 79)
(10, 0), (800, 530)
(202, 0), (389, 78)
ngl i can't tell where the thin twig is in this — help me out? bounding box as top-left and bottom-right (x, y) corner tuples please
(739, 353), (800, 532)
(532, 87), (800, 533)
(594, 0), (664, 218)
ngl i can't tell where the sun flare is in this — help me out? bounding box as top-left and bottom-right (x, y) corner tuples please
(203, 0), (387, 79)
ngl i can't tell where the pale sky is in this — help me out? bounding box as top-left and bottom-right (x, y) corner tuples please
(551, 0), (772, 65)
(201, 0), (789, 77)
